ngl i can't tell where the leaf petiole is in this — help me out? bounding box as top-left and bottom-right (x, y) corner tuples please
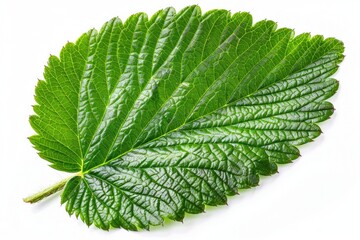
(23, 174), (79, 204)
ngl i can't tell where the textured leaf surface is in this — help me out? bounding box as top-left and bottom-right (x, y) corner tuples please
(30, 6), (344, 230)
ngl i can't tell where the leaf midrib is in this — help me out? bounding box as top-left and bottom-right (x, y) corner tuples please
(79, 16), (340, 177)
(81, 49), (338, 176)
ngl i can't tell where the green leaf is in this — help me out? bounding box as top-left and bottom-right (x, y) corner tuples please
(29, 6), (344, 230)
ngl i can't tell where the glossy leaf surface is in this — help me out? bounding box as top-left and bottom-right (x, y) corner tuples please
(30, 6), (344, 230)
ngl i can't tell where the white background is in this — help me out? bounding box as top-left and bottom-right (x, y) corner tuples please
(1, 0), (359, 239)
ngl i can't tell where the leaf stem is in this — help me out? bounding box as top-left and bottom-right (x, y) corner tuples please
(23, 175), (76, 204)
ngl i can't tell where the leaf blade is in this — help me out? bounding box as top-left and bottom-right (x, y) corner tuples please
(30, 6), (344, 230)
